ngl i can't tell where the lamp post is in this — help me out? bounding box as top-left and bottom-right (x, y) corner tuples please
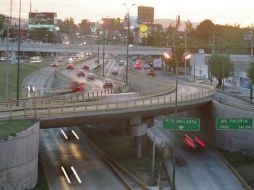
(97, 22), (100, 64)
(16, 0), (21, 106)
(164, 51), (177, 190)
(163, 51), (191, 190)
(123, 3), (136, 85)
(184, 52), (191, 77)
(102, 22), (105, 77)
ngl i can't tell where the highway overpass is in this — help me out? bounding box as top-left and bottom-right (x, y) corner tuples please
(0, 42), (170, 55)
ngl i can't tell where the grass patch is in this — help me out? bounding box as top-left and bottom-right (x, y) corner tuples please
(32, 161), (49, 190)
(80, 126), (162, 185)
(218, 149), (254, 187)
(0, 120), (35, 139)
(0, 61), (51, 100)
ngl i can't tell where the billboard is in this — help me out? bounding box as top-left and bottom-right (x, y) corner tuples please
(29, 12), (57, 29)
(137, 6), (154, 23)
(240, 77), (251, 89)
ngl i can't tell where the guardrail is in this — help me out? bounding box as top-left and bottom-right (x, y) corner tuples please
(214, 98), (254, 112)
(0, 87), (216, 120)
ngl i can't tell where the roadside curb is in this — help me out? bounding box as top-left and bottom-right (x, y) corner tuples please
(194, 132), (252, 190)
(214, 149), (252, 190)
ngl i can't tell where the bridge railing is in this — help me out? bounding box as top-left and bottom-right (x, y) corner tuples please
(0, 87), (216, 120)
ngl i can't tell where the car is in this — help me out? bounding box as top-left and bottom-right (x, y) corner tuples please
(66, 63), (74, 70)
(134, 63), (142, 70)
(144, 63), (150, 69)
(184, 134), (205, 150)
(82, 65), (90, 70)
(103, 79), (113, 88)
(86, 52), (92, 56)
(147, 68), (155, 77)
(112, 67), (119, 75)
(86, 72), (96, 80)
(77, 70), (85, 77)
(69, 82), (85, 92)
(119, 60), (125, 66)
(50, 62), (59, 67)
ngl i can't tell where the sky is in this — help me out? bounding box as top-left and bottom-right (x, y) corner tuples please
(1, 0), (254, 27)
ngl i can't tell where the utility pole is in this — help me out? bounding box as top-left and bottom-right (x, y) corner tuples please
(209, 32), (215, 83)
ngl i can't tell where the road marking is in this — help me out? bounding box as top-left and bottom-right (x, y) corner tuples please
(71, 166), (82, 183)
(71, 130), (80, 140)
(61, 166), (71, 184)
(60, 129), (68, 140)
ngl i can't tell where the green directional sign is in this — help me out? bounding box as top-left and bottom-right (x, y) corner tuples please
(163, 118), (200, 131)
(216, 118), (253, 130)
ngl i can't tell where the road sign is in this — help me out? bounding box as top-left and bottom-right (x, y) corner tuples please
(216, 118), (253, 130)
(163, 118), (200, 131)
(140, 24), (148, 33)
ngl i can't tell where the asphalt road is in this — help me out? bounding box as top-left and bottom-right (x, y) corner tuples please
(40, 127), (127, 190)
(148, 117), (245, 190)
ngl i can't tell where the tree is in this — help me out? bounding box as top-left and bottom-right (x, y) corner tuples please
(210, 53), (234, 86)
(215, 25), (248, 54)
(195, 19), (215, 42)
(60, 17), (77, 43)
(29, 28), (55, 43)
(247, 61), (254, 83)
(79, 19), (91, 35)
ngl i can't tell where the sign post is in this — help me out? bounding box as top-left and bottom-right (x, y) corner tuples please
(163, 118), (200, 131)
(216, 118), (253, 130)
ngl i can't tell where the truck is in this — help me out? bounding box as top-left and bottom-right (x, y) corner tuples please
(153, 58), (162, 70)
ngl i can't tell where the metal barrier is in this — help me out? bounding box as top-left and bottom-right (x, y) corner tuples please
(0, 87), (216, 120)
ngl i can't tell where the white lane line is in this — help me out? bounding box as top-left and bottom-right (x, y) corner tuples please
(71, 166), (82, 183)
(71, 130), (80, 140)
(61, 166), (71, 184)
(60, 129), (68, 140)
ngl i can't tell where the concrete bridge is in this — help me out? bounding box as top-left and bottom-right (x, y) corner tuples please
(0, 42), (170, 55)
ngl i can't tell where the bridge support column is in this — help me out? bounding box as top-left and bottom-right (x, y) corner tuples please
(11, 51), (17, 64)
(129, 116), (147, 159)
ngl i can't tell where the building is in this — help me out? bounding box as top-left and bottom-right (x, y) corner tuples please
(189, 50), (254, 89)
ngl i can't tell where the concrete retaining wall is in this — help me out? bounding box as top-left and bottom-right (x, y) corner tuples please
(0, 123), (39, 190)
(211, 101), (254, 155)
(174, 101), (254, 156)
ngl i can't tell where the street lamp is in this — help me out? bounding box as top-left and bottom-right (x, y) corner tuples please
(100, 19), (105, 77)
(123, 3), (136, 85)
(183, 52), (191, 77)
(163, 51), (191, 190)
(16, 0), (21, 106)
(164, 51), (177, 190)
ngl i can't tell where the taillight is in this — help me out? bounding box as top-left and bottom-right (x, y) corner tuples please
(184, 136), (195, 148)
(195, 137), (206, 148)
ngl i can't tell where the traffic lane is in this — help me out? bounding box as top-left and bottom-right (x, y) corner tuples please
(40, 127), (127, 190)
(215, 91), (253, 106)
(23, 67), (56, 95)
(152, 119), (244, 190)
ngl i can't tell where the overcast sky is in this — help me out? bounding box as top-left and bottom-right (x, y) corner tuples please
(1, 0), (254, 26)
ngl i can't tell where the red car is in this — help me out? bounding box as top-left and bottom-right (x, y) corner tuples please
(147, 68), (155, 77)
(66, 63), (74, 70)
(112, 67), (119, 75)
(184, 134), (205, 150)
(134, 63), (142, 70)
(77, 70), (85, 77)
(83, 65), (89, 70)
(69, 82), (85, 92)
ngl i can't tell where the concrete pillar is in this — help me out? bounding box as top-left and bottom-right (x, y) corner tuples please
(152, 140), (156, 177)
(129, 116), (147, 159)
